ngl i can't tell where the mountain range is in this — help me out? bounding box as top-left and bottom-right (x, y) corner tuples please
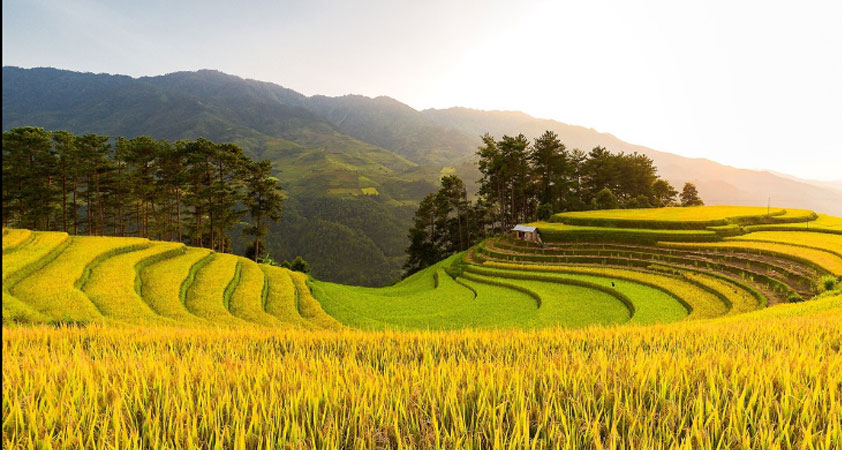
(3, 66), (840, 285)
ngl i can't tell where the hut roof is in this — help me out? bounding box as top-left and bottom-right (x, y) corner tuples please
(512, 225), (538, 233)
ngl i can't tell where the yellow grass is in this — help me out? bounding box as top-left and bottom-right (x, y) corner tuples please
(729, 231), (842, 257)
(661, 241), (842, 276)
(809, 214), (842, 231)
(228, 258), (282, 327)
(83, 242), (184, 325)
(555, 205), (789, 222)
(9, 236), (147, 323)
(260, 265), (308, 327)
(2, 231), (71, 324)
(184, 253), (251, 327)
(2, 231), (70, 283)
(1, 228), (32, 251)
(139, 248), (212, 324)
(680, 271), (759, 315)
(482, 261), (729, 319)
(289, 271), (343, 330)
(3, 293), (839, 449)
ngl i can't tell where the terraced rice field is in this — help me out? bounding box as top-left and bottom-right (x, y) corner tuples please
(4, 206), (838, 329)
(661, 240), (842, 276)
(1, 230), (330, 328)
(729, 231), (842, 257)
(554, 205), (791, 224)
(1, 228), (33, 251)
(83, 241), (185, 325)
(3, 206), (842, 449)
(463, 265), (687, 325)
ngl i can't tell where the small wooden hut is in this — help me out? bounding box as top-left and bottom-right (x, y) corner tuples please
(511, 225), (542, 244)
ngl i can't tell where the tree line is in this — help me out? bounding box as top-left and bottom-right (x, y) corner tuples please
(2, 126), (283, 260)
(405, 131), (704, 275)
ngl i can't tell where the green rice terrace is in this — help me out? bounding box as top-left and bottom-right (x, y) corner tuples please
(3, 205), (841, 329)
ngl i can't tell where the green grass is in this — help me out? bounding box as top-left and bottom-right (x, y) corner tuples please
(314, 255), (635, 330)
(311, 254), (544, 330)
(464, 265), (688, 325)
(480, 261), (729, 320)
(461, 271), (631, 327)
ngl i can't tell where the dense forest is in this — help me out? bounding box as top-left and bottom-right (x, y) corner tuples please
(3, 125), (703, 282)
(2, 126), (283, 260)
(405, 131), (699, 274)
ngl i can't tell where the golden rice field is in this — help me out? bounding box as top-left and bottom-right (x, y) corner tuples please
(554, 205), (792, 223)
(3, 206), (842, 449)
(661, 240), (842, 276)
(729, 231), (842, 257)
(3, 292), (840, 449)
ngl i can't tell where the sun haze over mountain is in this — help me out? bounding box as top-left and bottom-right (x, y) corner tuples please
(3, 0), (841, 181)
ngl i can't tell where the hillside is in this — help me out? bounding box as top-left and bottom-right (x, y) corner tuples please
(2, 67), (442, 285)
(4, 66), (841, 287)
(5, 206), (840, 328)
(314, 205), (841, 329)
(305, 94), (477, 166)
(4, 210), (841, 448)
(2, 228), (339, 328)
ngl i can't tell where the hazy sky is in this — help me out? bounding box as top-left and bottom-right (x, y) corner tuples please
(3, 0), (841, 180)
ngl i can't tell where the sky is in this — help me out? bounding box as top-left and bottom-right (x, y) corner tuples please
(3, 0), (841, 181)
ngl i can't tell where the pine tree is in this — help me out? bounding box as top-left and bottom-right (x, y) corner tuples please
(243, 160), (284, 261)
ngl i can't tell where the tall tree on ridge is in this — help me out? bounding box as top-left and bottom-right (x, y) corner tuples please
(243, 160), (284, 262)
(529, 130), (570, 214)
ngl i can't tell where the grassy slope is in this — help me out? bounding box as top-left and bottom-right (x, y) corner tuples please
(4, 206), (839, 330)
(139, 247), (213, 324)
(10, 236), (148, 323)
(83, 242), (184, 325)
(465, 265), (688, 325)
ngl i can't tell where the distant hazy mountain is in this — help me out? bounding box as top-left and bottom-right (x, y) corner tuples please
(4, 66), (840, 285)
(423, 108), (842, 216)
(304, 94), (476, 166)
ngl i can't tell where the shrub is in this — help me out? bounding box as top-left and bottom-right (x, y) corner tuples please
(787, 293), (803, 303)
(536, 203), (554, 221)
(591, 188), (619, 210)
(822, 276), (837, 291)
(282, 256), (311, 274)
